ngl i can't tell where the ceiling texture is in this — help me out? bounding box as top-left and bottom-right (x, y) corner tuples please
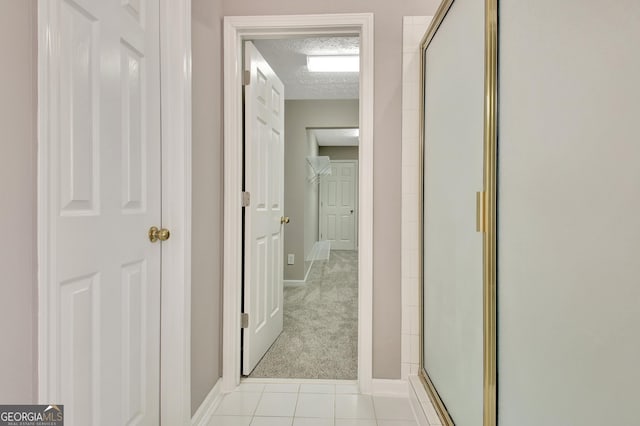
(252, 36), (360, 100)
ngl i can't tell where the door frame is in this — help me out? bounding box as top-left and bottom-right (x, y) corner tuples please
(222, 14), (374, 393)
(37, 1), (193, 424)
(319, 160), (359, 250)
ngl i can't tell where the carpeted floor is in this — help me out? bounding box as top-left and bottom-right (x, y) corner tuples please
(248, 250), (358, 379)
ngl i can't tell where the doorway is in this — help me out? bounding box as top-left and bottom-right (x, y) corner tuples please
(242, 37), (360, 379)
(222, 13), (374, 392)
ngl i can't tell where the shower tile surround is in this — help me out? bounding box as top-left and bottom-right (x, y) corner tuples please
(401, 15), (432, 381)
(402, 15), (445, 426)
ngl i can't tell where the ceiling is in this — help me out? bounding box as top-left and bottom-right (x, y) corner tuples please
(312, 128), (359, 146)
(252, 37), (360, 100)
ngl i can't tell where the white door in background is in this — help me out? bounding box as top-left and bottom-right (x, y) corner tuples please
(41, 0), (161, 424)
(320, 161), (358, 250)
(242, 41), (286, 375)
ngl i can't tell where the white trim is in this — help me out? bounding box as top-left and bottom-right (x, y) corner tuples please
(191, 379), (224, 426)
(223, 13), (374, 394)
(241, 378), (359, 386)
(284, 251), (316, 287)
(408, 375), (440, 426)
(37, 0), (53, 403)
(372, 379), (409, 397)
(159, 0), (192, 423)
(37, 0), (193, 420)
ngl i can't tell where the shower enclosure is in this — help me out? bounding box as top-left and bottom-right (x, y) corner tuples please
(418, 0), (497, 424)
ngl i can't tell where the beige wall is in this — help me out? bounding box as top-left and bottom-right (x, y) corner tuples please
(232, 0), (438, 377)
(498, 0), (640, 424)
(2, 1), (435, 405)
(191, 0), (224, 415)
(319, 146), (359, 161)
(0, 0), (38, 404)
(283, 100), (359, 280)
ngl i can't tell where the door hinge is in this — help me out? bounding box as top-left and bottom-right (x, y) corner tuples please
(242, 191), (250, 207)
(241, 313), (249, 328)
(243, 70), (251, 86)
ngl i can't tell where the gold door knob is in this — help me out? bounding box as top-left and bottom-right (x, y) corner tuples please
(149, 226), (171, 243)
(281, 216), (290, 224)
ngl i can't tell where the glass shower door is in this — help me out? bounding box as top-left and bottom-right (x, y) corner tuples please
(418, 0), (497, 424)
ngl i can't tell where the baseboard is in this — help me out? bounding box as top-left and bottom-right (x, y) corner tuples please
(242, 377), (358, 385)
(284, 279), (306, 287)
(191, 378), (223, 426)
(408, 375), (441, 426)
(371, 379), (409, 396)
(284, 258), (315, 287)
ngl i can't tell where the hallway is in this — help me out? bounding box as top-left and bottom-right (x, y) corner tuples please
(250, 251), (358, 379)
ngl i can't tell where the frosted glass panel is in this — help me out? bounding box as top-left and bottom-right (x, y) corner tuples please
(421, 0), (484, 424)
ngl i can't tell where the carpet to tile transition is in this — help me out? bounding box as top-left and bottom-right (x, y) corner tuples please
(248, 250), (358, 379)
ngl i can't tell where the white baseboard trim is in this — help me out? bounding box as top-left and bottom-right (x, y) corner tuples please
(242, 377), (358, 385)
(408, 375), (442, 426)
(191, 378), (223, 426)
(371, 379), (409, 396)
(284, 258), (315, 287)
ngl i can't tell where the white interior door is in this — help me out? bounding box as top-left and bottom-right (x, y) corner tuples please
(242, 41), (286, 375)
(320, 161), (358, 250)
(41, 1), (161, 424)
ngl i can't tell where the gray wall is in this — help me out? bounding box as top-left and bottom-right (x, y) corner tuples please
(1, 0), (435, 406)
(498, 0), (640, 424)
(231, 0), (439, 377)
(283, 100), (359, 280)
(191, 0), (224, 415)
(319, 146), (359, 161)
(0, 0), (38, 404)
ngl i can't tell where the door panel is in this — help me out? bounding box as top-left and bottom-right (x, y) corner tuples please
(43, 0), (161, 424)
(421, 0), (485, 424)
(320, 161), (358, 250)
(243, 41), (285, 375)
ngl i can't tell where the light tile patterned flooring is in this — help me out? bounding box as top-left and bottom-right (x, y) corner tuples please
(208, 381), (419, 426)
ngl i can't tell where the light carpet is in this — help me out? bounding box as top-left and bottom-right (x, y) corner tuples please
(248, 250), (358, 379)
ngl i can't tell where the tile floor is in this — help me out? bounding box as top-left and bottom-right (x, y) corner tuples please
(208, 382), (419, 426)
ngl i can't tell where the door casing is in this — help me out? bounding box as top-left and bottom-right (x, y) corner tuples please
(223, 13), (375, 393)
(37, 1), (193, 424)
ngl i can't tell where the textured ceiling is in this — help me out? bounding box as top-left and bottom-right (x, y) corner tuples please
(252, 37), (360, 100)
(312, 128), (359, 146)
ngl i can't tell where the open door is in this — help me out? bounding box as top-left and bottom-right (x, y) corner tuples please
(242, 41), (286, 375)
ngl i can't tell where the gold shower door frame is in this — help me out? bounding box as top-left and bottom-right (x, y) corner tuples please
(417, 0), (498, 425)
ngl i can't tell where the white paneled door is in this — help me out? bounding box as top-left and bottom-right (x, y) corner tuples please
(320, 161), (358, 250)
(41, 0), (161, 424)
(242, 41), (286, 375)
